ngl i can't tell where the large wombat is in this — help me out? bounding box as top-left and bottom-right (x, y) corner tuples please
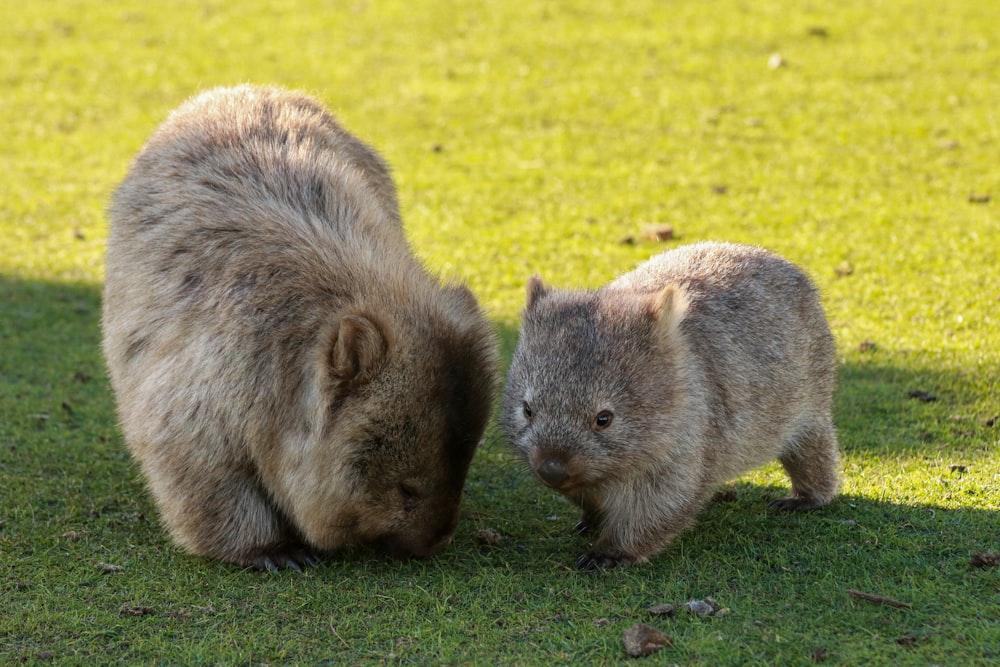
(102, 86), (497, 570)
(500, 242), (839, 570)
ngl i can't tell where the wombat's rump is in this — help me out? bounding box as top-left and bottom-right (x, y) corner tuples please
(102, 86), (497, 570)
(501, 242), (839, 570)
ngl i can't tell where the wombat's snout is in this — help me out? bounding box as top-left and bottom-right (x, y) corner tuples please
(378, 511), (459, 559)
(536, 458), (569, 487)
(379, 533), (451, 559)
(531, 450), (580, 491)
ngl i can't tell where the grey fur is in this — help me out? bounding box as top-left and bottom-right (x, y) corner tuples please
(500, 242), (840, 570)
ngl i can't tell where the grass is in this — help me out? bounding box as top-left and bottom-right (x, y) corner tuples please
(2, 0), (998, 664)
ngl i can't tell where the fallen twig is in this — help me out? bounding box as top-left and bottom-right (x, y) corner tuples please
(845, 589), (912, 609)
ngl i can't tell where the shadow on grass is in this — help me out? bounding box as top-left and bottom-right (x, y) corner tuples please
(2, 272), (993, 502)
(834, 358), (996, 456)
(1, 273), (995, 566)
(0, 275), (105, 387)
(0, 275), (115, 463)
(2, 275), (997, 665)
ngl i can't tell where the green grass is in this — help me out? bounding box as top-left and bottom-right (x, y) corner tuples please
(2, 0), (998, 664)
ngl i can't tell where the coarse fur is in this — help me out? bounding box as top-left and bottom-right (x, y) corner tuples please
(500, 242), (840, 570)
(102, 85), (498, 570)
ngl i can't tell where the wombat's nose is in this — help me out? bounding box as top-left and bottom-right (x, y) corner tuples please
(379, 529), (453, 559)
(536, 458), (569, 487)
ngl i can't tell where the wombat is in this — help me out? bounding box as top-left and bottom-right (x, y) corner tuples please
(102, 85), (498, 570)
(500, 242), (839, 571)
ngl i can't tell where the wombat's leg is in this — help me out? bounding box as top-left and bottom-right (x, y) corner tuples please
(770, 421), (840, 511)
(147, 455), (317, 571)
(575, 495), (701, 572)
(224, 504), (322, 573)
(574, 498), (604, 535)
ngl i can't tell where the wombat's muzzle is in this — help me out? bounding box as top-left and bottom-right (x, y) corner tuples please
(531, 450), (584, 492)
(536, 458), (569, 487)
(377, 531), (453, 559)
(376, 511), (459, 559)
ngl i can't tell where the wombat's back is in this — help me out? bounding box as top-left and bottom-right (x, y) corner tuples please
(113, 85), (401, 231)
(609, 241), (836, 479)
(103, 86), (410, 442)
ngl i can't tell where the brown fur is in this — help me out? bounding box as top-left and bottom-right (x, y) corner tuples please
(500, 242), (839, 570)
(102, 86), (497, 570)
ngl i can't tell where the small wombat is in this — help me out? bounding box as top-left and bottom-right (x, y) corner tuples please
(500, 242), (839, 570)
(102, 86), (497, 570)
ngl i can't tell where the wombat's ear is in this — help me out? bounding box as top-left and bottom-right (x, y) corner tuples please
(447, 284), (481, 313)
(650, 284), (689, 341)
(525, 275), (550, 310)
(330, 314), (389, 387)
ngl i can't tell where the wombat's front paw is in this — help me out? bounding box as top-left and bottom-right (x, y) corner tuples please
(767, 496), (825, 512)
(242, 544), (321, 572)
(575, 551), (635, 573)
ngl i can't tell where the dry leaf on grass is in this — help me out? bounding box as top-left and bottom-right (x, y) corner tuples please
(640, 225), (674, 242)
(969, 553), (998, 568)
(685, 599), (716, 617)
(476, 528), (503, 546)
(834, 261), (854, 277)
(120, 604), (155, 617)
(647, 598), (725, 618)
(646, 603), (678, 617)
(622, 623), (673, 657)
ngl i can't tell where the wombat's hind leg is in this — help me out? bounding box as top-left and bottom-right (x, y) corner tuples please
(153, 460), (318, 572)
(222, 494), (321, 572)
(770, 422), (840, 512)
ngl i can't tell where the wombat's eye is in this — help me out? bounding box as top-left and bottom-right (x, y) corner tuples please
(522, 401), (533, 420)
(399, 483), (419, 511)
(592, 410), (614, 431)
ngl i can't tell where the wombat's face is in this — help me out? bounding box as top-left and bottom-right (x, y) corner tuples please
(501, 278), (685, 496)
(294, 310), (495, 559)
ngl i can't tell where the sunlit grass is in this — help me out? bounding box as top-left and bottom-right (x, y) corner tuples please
(2, 0), (997, 664)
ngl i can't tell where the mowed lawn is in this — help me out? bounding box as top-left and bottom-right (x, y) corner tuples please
(1, 1), (997, 664)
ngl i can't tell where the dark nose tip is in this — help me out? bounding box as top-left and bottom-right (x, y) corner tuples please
(536, 458), (568, 487)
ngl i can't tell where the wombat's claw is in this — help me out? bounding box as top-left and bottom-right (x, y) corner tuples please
(250, 545), (321, 572)
(767, 496), (821, 512)
(575, 552), (629, 573)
